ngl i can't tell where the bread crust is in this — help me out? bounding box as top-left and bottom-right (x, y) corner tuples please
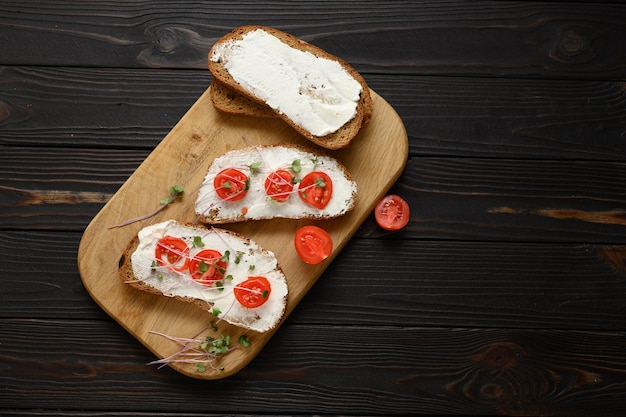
(118, 222), (288, 333)
(208, 26), (372, 149)
(209, 79), (277, 118)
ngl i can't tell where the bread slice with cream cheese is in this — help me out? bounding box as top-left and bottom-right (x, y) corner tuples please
(195, 144), (357, 224)
(208, 25), (372, 150)
(119, 220), (288, 333)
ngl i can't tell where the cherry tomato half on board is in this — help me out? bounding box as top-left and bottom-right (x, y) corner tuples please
(188, 249), (227, 285)
(213, 168), (249, 201)
(234, 276), (272, 308)
(298, 171), (333, 209)
(294, 225), (333, 264)
(154, 236), (190, 272)
(374, 194), (410, 231)
(264, 169), (294, 202)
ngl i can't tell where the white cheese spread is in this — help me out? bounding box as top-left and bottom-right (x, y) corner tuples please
(210, 28), (362, 136)
(195, 146), (357, 223)
(130, 220), (288, 333)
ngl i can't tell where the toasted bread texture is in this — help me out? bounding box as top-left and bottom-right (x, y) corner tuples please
(209, 79), (277, 118)
(195, 144), (358, 224)
(119, 220), (288, 333)
(208, 25), (372, 149)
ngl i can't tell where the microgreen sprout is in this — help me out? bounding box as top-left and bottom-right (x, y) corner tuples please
(192, 236), (205, 248)
(290, 159), (302, 173)
(147, 327), (252, 373)
(249, 161), (262, 173)
(238, 335), (252, 347)
(109, 185), (184, 229)
(315, 177), (326, 188)
(234, 251), (244, 264)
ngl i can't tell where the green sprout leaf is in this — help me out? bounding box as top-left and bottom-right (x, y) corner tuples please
(193, 236), (205, 248)
(290, 159), (302, 173)
(238, 335), (252, 347)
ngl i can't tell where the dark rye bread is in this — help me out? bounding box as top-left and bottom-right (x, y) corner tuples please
(208, 25), (373, 150)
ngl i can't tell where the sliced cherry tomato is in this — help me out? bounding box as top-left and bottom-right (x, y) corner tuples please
(155, 236), (190, 272)
(298, 171), (333, 209)
(188, 249), (226, 285)
(213, 168), (249, 201)
(375, 194), (410, 231)
(294, 225), (333, 264)
(264, 169), (294, 202)
(234, 276), (272, 308)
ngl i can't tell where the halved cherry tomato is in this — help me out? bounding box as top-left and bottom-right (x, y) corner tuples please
(294, 225), (333, 264)
(213, 168), (249, 201)
(188, 249), (226, 285)
(234, 276), (272, 308)
(298, 171), (332, 209)
(374, 194), (410, 231)
(155, 236), (190, 272)
(265, 169), (294, 202)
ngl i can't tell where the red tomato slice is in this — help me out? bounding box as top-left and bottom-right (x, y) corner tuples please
(213, 168), (249, 201)
(374, 194), (410, 231)
(188, 249), (226, 285)
(155, 236), (190, 272)
(294, 225), (333, 264)
(264, 169), (294, 202)
(234, 276), (272, 308)
(298, 171), (333, 209)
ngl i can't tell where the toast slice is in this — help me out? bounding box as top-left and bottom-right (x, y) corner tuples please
(119, 220), (288, 333)
(208, 26), (372, 150)
(209, 78), (276, 118)
(195, 144), (358, 224)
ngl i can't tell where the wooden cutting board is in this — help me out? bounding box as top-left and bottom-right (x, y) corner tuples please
(77, 86), (407, 379)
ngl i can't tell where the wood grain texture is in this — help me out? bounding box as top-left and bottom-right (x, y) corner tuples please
(1, 319), (625, 416)
(4, 146), (626, 244)
(1, 1), (625, 78)
(3, 231), (626, 330)
(2, 0), (626, 414)
(390, 157), (626, 243)
(76, 87), (407, 379)
(2, 67), (625, 159)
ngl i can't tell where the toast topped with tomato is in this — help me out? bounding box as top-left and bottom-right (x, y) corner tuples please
(195, 144), (357, 224)
(208, 26), (372, 150)
(119, 220), (288, 333)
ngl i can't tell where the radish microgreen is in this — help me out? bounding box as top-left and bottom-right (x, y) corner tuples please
(148, 326), (252, 373)
(109, 185), (184, 229)
(290, 159), (302, 173)
(238, 335), (252, 347)
(249, 161), (262, 173)
(192, 236), (205, 248)
(315, 177), (327, 188)
(234, 251), (244, 264)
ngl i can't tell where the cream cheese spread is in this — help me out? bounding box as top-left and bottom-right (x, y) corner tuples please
(130, 220), (288, 332)
(209, 28), (362, 137)
(195, 145), (357, 223)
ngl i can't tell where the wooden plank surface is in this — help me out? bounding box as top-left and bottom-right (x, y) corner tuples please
(1, 318), (625, 416)
(1, 1), (625, 79)
(2, 0), (626, 415)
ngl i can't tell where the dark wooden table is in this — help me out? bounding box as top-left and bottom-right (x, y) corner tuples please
(2, 1), (626, 415)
